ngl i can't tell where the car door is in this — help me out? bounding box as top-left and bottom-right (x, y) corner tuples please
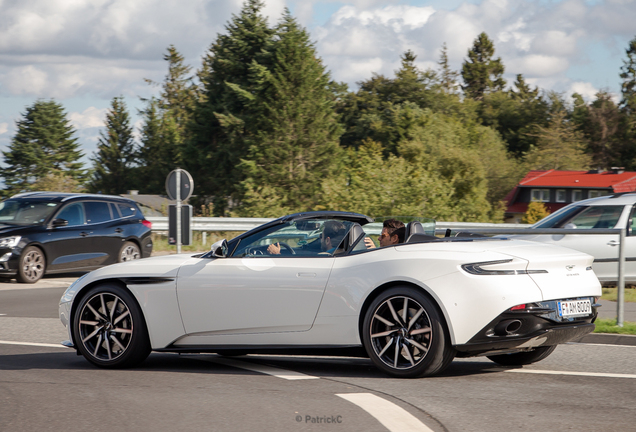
(176, 219), (347, 337)
(176, 255), (335, 336)
(44, 202), (96, 271)
(525, 204), (634, 282)
(83, 200), (124, 265)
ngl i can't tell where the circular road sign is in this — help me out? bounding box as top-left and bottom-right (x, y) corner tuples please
(166, 168), (194, 201)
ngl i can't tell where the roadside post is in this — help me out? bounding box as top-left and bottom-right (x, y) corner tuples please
(618, 227), (626, 327)
(166, 168), (194, 254)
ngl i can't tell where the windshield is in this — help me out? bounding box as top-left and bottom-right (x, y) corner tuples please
(0, 199), (60, 225)
(533, 205), (624, 229)
(232, 219), (355, 257)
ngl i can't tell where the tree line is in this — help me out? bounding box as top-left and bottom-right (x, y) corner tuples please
(2, 0), (636, 222)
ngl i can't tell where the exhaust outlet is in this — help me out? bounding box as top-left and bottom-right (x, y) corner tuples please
(494, 319), (522, 336)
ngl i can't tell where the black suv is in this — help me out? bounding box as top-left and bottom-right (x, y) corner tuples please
(0, 192), (153, 283)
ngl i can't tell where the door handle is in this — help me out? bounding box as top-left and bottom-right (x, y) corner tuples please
(297, 272), (316, 278)
(80, 232), (90, 237)
(115, 228), (123, 233)
(607, 240), (619, 246)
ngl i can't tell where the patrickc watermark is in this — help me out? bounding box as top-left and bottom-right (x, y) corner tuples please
(295, 414), (343, 424)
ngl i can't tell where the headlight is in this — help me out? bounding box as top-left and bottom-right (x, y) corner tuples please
(0, 236), (21, 248)
(461, 259), (548, 275)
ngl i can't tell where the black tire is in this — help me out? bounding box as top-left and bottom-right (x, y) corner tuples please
(16, 246), (46, 283)
(119, 241), (141, 262)
(362, 286), (455, 378)
(487, 346), (557, 366)
(73, 284), (150, 368)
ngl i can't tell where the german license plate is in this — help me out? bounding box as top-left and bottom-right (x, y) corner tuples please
(558, 299), (592, 318)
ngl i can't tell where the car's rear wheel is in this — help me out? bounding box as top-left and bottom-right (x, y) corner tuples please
(73, 284), (150, 368)
(487, 345), (557, 366)
(362, 286), (455, 378)
(16, 246), (46, 283)
(119, 241), (140, 262)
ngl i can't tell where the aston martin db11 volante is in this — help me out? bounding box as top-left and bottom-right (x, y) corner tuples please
(59, 211), (601, 377)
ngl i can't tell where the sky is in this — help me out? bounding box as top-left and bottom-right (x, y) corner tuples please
(0, 0), (635, 168)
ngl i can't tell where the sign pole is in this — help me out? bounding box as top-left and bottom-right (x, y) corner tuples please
(176, 169), (182, 254)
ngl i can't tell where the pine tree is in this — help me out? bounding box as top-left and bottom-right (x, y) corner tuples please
(137, 99), (181, 193)
(461, 32), (506, 100)
(620, 36), (636, 115)
(438, 43), (460, 94)
(479, 74), (550, 156)
(235, 10), (343, 216)
(184, 0), (274, 214)
(137, 45), (194, 193)
(524, 111), (591, 170)
(88, 97), (137, 194)
(1, 99), (85, 195)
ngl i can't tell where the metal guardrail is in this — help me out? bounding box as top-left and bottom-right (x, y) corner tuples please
(147, 217), (627, 326)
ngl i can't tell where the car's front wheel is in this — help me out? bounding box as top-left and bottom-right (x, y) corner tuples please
(16, 246), (46, 283)
(487, 345), (557, 366)
(73, 284), (150, 368)
(362, 286), (455, 378)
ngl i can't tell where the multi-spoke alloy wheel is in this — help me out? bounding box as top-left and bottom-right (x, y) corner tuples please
(17, 246), (46, 283)
(73, 285), (150, 368)
(119, 241), (141, 262)
(362, 287), (455, 378)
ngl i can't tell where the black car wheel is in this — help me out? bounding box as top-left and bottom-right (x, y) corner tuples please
(119, 241), (141, 262)
(487, 345), (557, 366)
(16, 246), (46, 283)
(362, 286), (455, 378)
(73, 284), (150, 368)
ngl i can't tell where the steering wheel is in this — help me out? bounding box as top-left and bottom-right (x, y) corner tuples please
(277, 242), (296, 255)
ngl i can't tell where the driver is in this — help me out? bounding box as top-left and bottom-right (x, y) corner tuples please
(267, 220), (347, 255)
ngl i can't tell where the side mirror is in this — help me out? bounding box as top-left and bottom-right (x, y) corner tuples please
(210, 239), (229, 257)
(52, 218), (68, 227)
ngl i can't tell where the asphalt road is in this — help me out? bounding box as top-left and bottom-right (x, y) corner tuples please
(1, 278), (635, 432)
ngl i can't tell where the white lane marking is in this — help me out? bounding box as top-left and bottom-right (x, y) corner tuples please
(0, 340), (68, 348)
(207, 357), (319, 380)
(575, 342), (636, 348)
(0, 314), (6, 316)
(337, 393), (433, 432)
(506, 369), (636, 379)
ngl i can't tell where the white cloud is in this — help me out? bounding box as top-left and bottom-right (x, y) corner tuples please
(314, 0), (636, 93)
(0, 123), (8, 135)
(568, 81), (600, 101)
(0, 0), (634, 107)
(507, 54), (570, 77)
(69, 107), (108, 130)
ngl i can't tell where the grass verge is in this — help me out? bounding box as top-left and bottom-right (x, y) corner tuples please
(151, 231), (243, 253)
(594, 318), (636, 334)
(601, 287), (636, 302)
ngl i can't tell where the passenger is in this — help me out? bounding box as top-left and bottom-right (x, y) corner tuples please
(365, 219), (405, 249)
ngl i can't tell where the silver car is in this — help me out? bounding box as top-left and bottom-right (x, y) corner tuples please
(514, 193), (636, 284)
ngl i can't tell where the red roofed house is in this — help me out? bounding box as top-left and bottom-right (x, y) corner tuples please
(504, 169), (636, 223)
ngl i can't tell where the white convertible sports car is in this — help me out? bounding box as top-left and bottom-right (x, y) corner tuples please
(59, 211), (601, 378)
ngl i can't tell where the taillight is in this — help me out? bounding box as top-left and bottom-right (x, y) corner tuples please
(142, 219), (152, 229)
(510, 304), (526, 311)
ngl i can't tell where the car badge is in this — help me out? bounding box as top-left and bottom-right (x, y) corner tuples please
(565, 265), (575, 271)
